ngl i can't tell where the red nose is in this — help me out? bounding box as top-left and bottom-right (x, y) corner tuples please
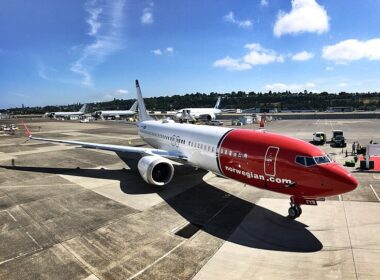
(331, 165), (358, 194)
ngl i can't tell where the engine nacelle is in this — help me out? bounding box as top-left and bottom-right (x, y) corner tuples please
(138, 156), (174, 186)
(199, 113), (215, 121)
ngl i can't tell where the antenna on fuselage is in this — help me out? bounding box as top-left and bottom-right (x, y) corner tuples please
(135, 80), (153, 121)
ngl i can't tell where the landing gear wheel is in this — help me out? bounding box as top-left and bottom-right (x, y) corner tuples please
(288, 207), (297, 219)
(295, 205), (302, 217)
(288, 204), (302, 219)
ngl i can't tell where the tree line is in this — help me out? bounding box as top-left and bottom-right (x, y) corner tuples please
(2, 91), (380, 115)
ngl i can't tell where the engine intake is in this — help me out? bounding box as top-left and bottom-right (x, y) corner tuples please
(138, 156), (174, 186)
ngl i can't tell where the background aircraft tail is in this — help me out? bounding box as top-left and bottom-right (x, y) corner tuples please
(129, 101), (138, 112)
(79, 104), (87, 113)
(135, 80), (153, 121)
(214, 97), (221, 109)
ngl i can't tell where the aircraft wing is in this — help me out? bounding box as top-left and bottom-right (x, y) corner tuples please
(23, 124), (187, 162)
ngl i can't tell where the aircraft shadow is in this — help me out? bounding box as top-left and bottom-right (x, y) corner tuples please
(1, 164), (322, 253)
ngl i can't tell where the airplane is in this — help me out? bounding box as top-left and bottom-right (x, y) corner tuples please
(23, 80), (358, 219)
(93, 101), (138, 120)
(48, 104), (88, 119)
(174, 96), (221, 122)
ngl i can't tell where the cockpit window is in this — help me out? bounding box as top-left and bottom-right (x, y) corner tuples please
(295, 156), (305, 166)
(295, 156), (316, 167)
(314, 155), (331, 165)
(305, 157), (316, 166)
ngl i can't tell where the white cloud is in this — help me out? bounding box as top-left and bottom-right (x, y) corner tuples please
(86, 5), (102, 36)
(213, 43), (283, 71)
(264, 82), (316, 92)
(37, 61), (49, 80)
(71, 0), (125, 86)
(224, 11), (252, 28)
(322, 38), (380, 64)
(274, 0), (329, 37)
(337, 82), (348, 88)
(292, 51), (314, 61)
(141, 2), (154, 24)
(261, 0), (268, 6)
(152, 47), (173, 55)
(213, 57), (252, 71)
(103, 88), (129, 100)
(152, 49), (162, 55)
(243, 43), (284, 65)
(325, 66), (334, 71)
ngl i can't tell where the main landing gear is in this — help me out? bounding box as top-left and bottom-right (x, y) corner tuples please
(287, 196), (319, 219)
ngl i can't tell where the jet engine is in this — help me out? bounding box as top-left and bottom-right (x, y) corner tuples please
(199, 113), (216, 121)
(137, 156), (174, 186)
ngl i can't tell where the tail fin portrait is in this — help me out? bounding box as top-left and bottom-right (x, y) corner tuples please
(79, 104), (87, 113)
(214, 96), (221, 109)
(129, 101), (138, 112)
(135, 80), (152, 121)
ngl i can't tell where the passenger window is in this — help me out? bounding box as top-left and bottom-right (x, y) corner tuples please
(295, 156), (305, 166)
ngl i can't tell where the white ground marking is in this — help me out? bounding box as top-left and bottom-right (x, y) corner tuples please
(0, 183), (76, 189)
(0, 248), (43, 265)
(329, 120), (334, 130)
(369, 184), (380, 202)
(127, 240), (187, 280)
(26, 231), (42, 249)
(342, 201), (358, 279)
(82, 275), (101, 280)
(0, 210), (17, 222)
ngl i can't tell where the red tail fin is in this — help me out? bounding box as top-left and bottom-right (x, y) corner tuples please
(22, 122), (32, 138)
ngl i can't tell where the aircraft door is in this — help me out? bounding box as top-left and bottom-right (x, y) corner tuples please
(264, 146), (279, 176)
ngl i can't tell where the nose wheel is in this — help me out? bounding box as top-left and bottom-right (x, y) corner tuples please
(288, 204), (302, 219)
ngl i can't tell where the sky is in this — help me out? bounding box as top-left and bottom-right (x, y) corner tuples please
(1, 0), (380, 108)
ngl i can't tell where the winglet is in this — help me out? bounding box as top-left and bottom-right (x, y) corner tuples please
(22, 122), (32, 138)
(135, 80), (153, 121)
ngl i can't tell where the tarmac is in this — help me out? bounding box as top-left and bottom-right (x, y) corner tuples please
(0, 118), (379, 280)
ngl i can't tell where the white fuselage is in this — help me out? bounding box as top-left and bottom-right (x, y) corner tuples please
(175, 108), (221, 120)
(53, 111), (85, 117)
(96, 110), (135, 118)
(138, 120), (231, 173)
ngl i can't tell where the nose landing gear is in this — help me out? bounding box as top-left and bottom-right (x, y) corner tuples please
(287, 196), (319, 219)
(288, 203), (302, 219)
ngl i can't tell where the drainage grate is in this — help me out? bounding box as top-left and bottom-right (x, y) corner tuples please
(175, 223), (203, 239)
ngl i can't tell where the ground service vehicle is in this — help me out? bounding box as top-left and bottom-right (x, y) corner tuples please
(331, 130), (344, 142)
(334, 135), (347, 147)
(312, 132), (326, 145)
